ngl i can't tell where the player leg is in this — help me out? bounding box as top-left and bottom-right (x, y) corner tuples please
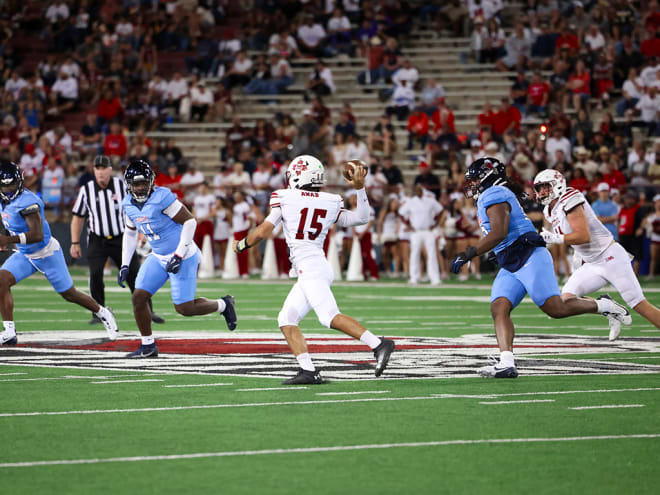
(171, 252), (237, 330)
(422, 231), (441, 285)
(87, 235), (107, 312)
(479, 268), (527, 378)
(299, 264), (395, 377)
(277, 282), (319, 384)
(409, 231), (422, 284)
(0, 252), (36, 345)
(37, 248), (118, 340)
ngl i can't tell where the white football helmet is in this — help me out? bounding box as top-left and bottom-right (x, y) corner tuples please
(533, 169), (566, 205)
(286, 154), (325, 189)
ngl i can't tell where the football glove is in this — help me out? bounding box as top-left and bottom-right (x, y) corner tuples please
(541, 229), (564, 245)
(450, 245), (478, 274)
(166, 254), (183, 274)
(118, 265), (129, 288)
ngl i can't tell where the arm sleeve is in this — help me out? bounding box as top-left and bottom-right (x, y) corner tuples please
(265, 207), (282, 227)
(163, 199), (184, 218)
(121, 225), (137, 267)
(337, 188), (370, 227)
(174, 218), (197, 257)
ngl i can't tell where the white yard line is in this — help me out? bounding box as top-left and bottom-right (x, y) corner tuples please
(236, 387), (308, 392)
(570, 404), (646, 410)
(433, 387), (660, 400)
(1, 434), (658, 468)
(92, 379), (164, 384)
(479, 400), (556, 405)
(316, 391), (391, 396)
(163, 383), (233, 388)
(0, 372), (27, 376)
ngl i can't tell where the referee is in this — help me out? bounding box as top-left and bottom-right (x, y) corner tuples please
(70, 155), (164, 324)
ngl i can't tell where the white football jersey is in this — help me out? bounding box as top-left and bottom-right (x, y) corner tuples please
(269, 188), (343, 264)
(544, 188), (613, 263)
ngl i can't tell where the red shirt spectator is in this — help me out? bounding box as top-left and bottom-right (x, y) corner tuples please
(569, 176), (590, 193)
(568, 68), (591, 95)
(555, 31), (579, 53)
(155, 164), (183, 200)
(103, 123), (127, 157)
(407, 110), (429, 137)
(97, 92), (124, 122)
(492, 100), (521, 135)
(478, 104), (495, 132)
(0, 126), (18, 151)
(641, 30), (660, 58)
(431, 105), (455, 134)
(603, 167), (626, 189)
(527, 78), (550, 106)
(619, 203), (640, 236)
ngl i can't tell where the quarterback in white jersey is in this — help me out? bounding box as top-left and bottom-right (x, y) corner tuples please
(233, 155), (395, 385)
(534, 170), (660, 339)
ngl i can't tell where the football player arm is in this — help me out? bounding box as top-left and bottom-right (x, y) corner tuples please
(233, 210), (279, 253)
(0, 206), (43, 247)
(474, 203), (510, 255)
(170, 203), (197, 257)
(562, 205), (591, 245)
(336, 188), (370, 227)
(70, 214), (85, 258)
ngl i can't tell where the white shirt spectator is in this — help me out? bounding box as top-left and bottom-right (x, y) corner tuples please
(44, 129), (73, 155)
(311, 66), (335, 93)
(391, 84), (415, 110)
(52, 76), (78, 100)
(4, 76), (27, 99)
(268, 33), (299, 53)
(219, 38), (242, 55)
(252, 170), (271, 189)
(343, 0), (360, 14)
(327, 15), (351, 32)
(545, 135), (572, 165)
(45, 2), (69, 24)
(636, 93), (660, 123)
(115, 22), (134, 37)
(19, 152), (42, 177)
(393, 66), (419, 87)
(627, 149), (655, 168)
(584, 31), (605, 51)
(75, 11), (89, 29)
(180, 169), (205, 203)
(42, 165), (65, 204)
(399, 195), (443, 231)
(623, 76), (644, 100)
(191, 87), (214, 105)
(233, 57), (253, 74)
(167, 78), (189, 100)
(232, 201), (253, 232)
(502, 29), (533, 68)
(60, 61), (80, 79)
(227, 170), (252, 188)
(346, 139), (370, 165)
(148, 78), (169, 97)
(193, 193), (216, 219)
(467, 0), (503, 21)
(641, 64), (660, 87)
(272, 58), (293, 78)
(297, 23), (326, 48)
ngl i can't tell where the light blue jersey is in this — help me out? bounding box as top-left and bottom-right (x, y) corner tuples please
(477, 185), (536, 254)
(122, 187), (182, 256)
(123, 187), (199, 304)
(0, 189), (51, 254)
(478, 185), (559, 308)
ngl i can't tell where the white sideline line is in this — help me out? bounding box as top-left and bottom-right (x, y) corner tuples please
(1, 434), (659, 468)
(316, 391), (391, 396)
(92, 379), (165, 384)
(570, 404), (646, 410)
(2, 387), (660, 418)
(0, 372), (27, 376)
(164, 383), (233, 388)
(479, 400), (556, 405)
(237, 387), (308, 392)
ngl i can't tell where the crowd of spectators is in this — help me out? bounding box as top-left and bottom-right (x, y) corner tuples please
(1, 1), (660, 278)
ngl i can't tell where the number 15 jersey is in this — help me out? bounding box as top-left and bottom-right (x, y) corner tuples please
(268, 189), (343, 264)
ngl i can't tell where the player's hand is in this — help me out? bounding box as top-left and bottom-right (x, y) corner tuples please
(541, 229), (564, 245)
(347, 164), (367, 189)
(118, 265), (129, 288)
(232, 240), (240, 253)
(450, 246), (477, 274)
(70, 243), (82, 259)
(166, 254), (183, 274)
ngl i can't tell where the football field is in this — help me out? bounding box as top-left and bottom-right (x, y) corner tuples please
(1, 272), (659, 494)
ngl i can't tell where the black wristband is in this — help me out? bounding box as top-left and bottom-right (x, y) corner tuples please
(465, 245), (478, 260)
(71, 242), (80, 245)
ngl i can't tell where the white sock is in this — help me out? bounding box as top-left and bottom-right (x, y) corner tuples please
(360, 330), (382, 350)
(217, 298), (227, 313)
(296, 353), (315, 372)
(3, 321), (16, 336)
(596, 298), (612, 314)
(94, 306), (106, 318)
(500, 351), (515, 367)
(141, 335), (155, 345)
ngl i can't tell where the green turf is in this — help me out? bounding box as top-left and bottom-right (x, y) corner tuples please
(1, 273), (659, 494)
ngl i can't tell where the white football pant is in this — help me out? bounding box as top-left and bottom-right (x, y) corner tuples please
(409, 230), (440, 284)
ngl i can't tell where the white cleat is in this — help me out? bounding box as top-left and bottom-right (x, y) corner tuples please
(98, 306), (118, 341)
(597, 295), (632, 339)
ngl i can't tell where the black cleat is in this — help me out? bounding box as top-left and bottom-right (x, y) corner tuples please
(282, 368), (323, 385)
(151, 313), (165, 324)
(221, 295), (237, 331)
(373, 338), (395, 377)
(125, 343), (159, 358)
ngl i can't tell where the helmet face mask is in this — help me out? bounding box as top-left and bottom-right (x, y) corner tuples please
(464, 157), (505, 199)
(0, 161), (24, 204)
(125, 160), (155, 203)
(533, 169), (566, 206)
(287, 154), (325, 190)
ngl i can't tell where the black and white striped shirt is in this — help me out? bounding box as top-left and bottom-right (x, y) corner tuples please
(72, 177), (126, 237)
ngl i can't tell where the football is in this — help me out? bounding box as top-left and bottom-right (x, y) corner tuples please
(342, 159), (369, 181)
